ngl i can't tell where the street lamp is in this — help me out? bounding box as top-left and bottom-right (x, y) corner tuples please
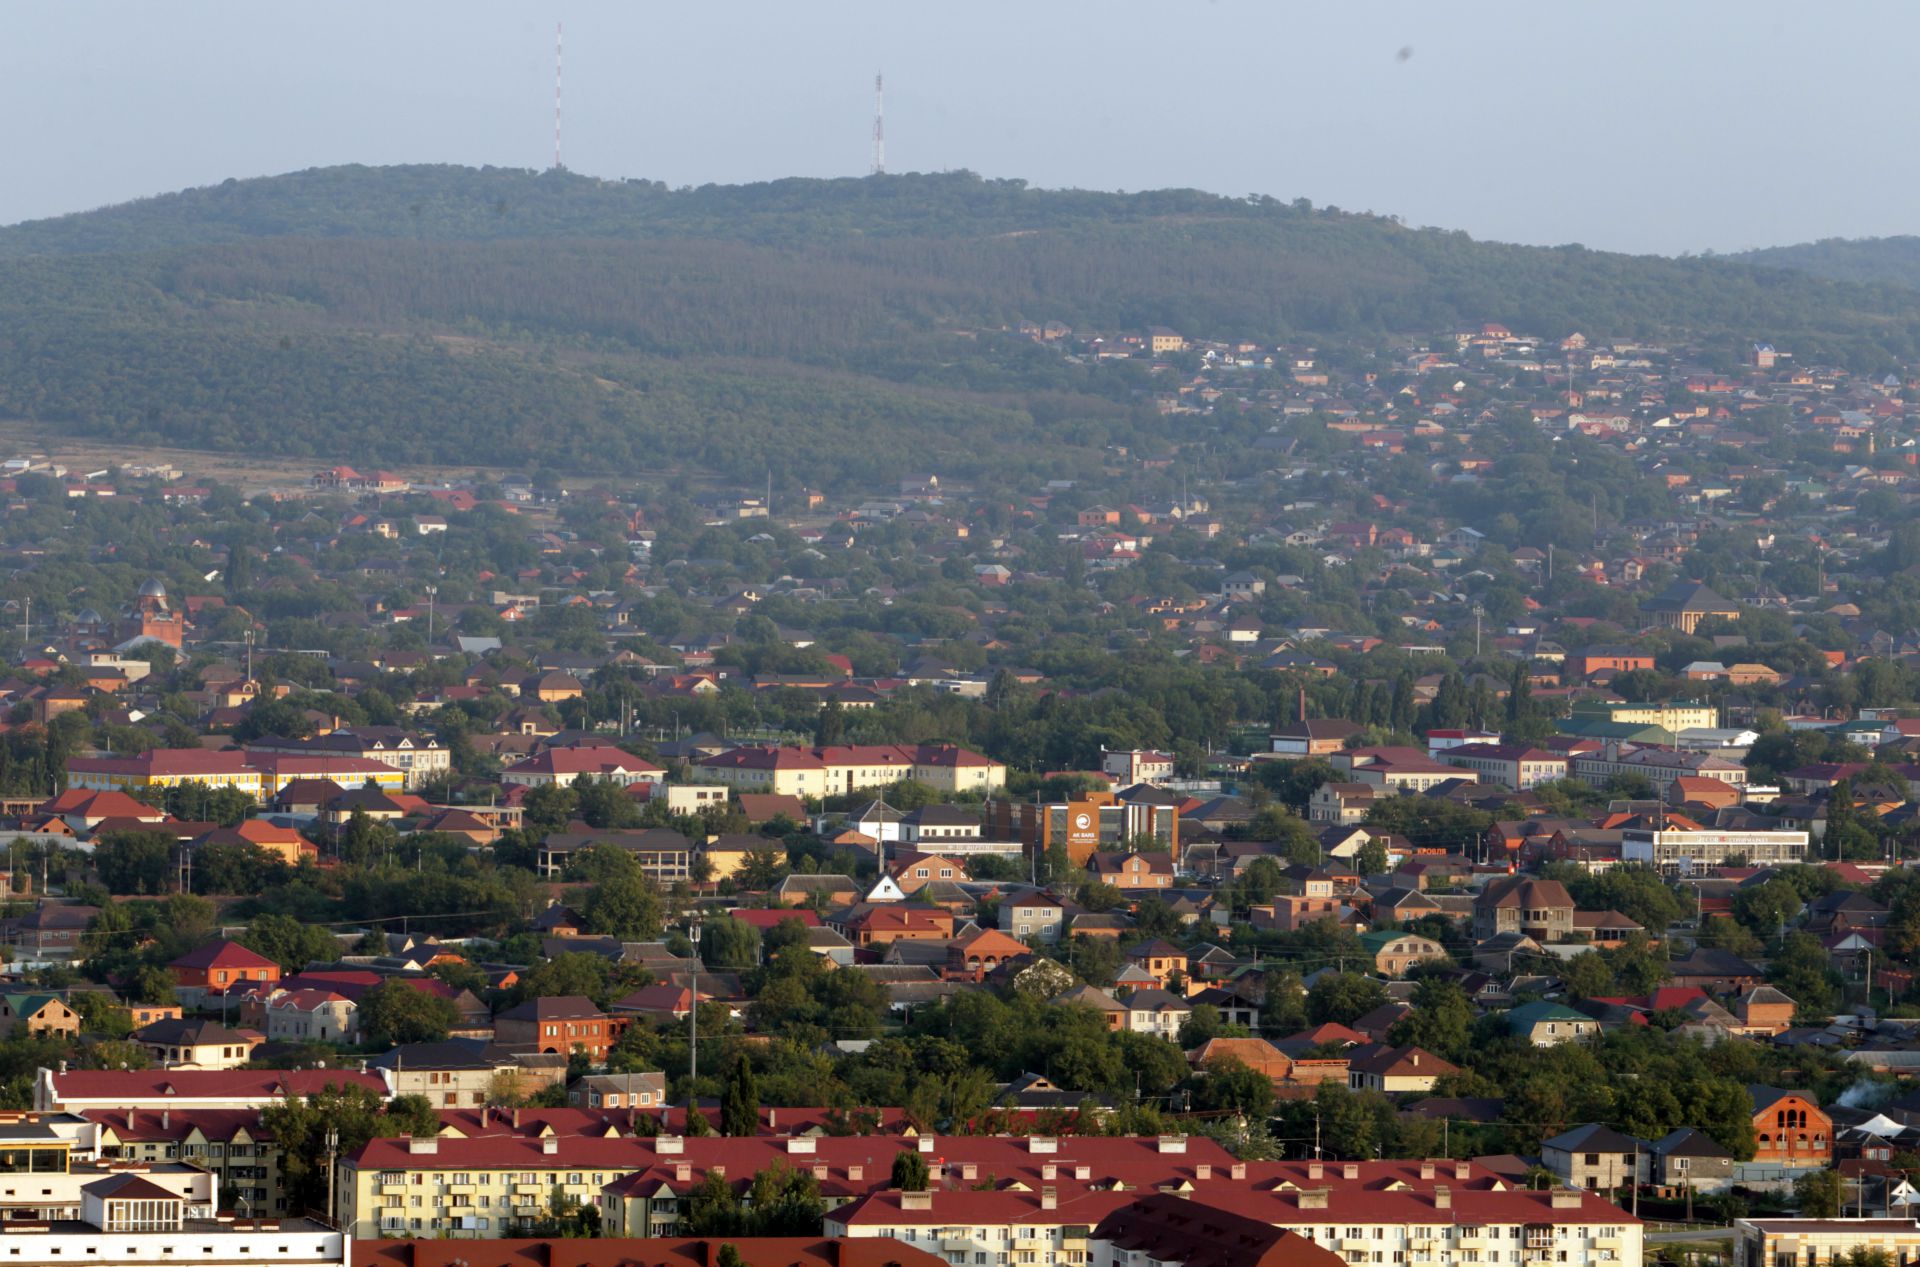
(425, 586), (438, 643)
(687, 915), (702, 1089)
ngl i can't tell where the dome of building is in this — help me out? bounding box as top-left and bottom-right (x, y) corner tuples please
(75, 607), (102, 626)
(137, 577), (168, 600)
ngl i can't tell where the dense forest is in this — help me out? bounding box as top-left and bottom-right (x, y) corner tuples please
(11, 166), (1920, 482)
(1736, 235), (1920, 291)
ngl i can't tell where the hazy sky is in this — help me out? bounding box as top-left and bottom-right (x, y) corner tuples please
(0, 2), (1909, 255)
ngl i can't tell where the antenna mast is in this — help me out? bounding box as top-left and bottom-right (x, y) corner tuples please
(872, 72), (885, 175)
(554, 21), (565, 171)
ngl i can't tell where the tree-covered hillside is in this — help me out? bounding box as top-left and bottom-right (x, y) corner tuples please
(1735, 235), (1920, 292)
(10, 166), (1920, 483)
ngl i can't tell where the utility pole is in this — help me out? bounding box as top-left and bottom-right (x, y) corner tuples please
(324, 1125), (339, 1225)
(425, 585), (437, 643)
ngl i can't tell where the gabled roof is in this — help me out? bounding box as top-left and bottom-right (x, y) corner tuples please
(168, 939), (279, 973)
(1544, 1122), (1645, 1154)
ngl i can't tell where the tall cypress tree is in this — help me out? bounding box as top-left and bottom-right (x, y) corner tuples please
(721, 1052), (759, 1137)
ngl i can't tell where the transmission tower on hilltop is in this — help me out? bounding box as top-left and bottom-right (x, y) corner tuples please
(872, 72), (885, 175)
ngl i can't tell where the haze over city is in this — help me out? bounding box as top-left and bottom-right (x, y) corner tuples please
(2, 0), (1912, 254)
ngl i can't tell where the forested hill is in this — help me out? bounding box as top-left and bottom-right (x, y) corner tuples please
(1734, 235), (1920, 292)
(9, 165), (1920, 484)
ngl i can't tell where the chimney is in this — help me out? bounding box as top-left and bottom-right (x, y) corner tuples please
(767, 1110), (776, 1132)
(126, 1110), (134, 1130)
(1195, 1164), (1211, 1180)
(512, 1108), (521, 1128)
(1074, 1165), (1089, 1180)
(1041, 1163), (1057, 1180)
(675, 1163), (690, 1182)
(1299, 1188), (1329, 1210)
(1434, 1186), (1451, 1210)
(848, 1165), (863, 1182)
(1419, 1161), (1435, 1180)
(1454, 1162), (1470, 1181)
(1040, 1186), (1057, 1211)
(1307, 1162), (1324, 1180)
(786, 1137), (816, 1155)
(479, 1105), (489, 1128)
(1028, 1137), (1057, 1154)
(1342, 1164), (1358, 1180)
(541, 1136), (558, 1155)
(917, 1137), (934, 1154)
(406, 1135), (436, 1155)
(161, 1110), (170, 1131)
(901, 1191), (933, 1211)
(961, 1164), (977, 1181)
(657, 1136), (685, 1155)
(812, 1163), (828, 1181)
(1156, 1135), (1187, 1154)
(1551, 1188), (1582, 1209)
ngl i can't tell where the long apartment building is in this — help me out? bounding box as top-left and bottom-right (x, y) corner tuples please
(65, 748), (405, 801)
(340, 1132), (1232, 1241)
(1567, 743), (1746, 795)
(695, 743), (1005, 800)
(336, 1132), (1637, 1263)
(1621, 825), (1810, 875)
(831, 1158), (1639, 1267)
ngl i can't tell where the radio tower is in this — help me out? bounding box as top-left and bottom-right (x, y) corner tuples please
(871, 72), (885, 175)
(553, 21), (565, 171)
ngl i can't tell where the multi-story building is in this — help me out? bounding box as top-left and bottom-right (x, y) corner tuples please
(131, 1018), (262, 1070)
(1620, 826), (1809, 875)
(492, 996), (626, 1061)
(827, 1158), (1641, 1267)
(1541, 1124), (1648, 1190)
(535, 827), (694, 883)
(1749, 1086), (1831, 1168)
(984, 792), (1180, 867)
(1332, 748), (1480, 794)
(1438, 742), (1568, 789)
(36, 1068), (388, 1114)
(696, 744), (1005, 800)
(499, 743), (664, 789)
(66, 748), (405, 801)
(1268, 719), (1365, 757)
(342, 1132), (1238, 1241)
(247, 727), (451, 789)
(997, 889), (1068, 943)
(0, 1166), (342, 1267)
(1733, 1218), (1920, 1267)
(1099, 748), (1176, 786)
(88, 1108), (288, 1214)
(1473, 876), (1577, 942)
(1567, 699), (1719, 736)
(1569, 744), (1746, 795)
(167, 940), (282, 1005)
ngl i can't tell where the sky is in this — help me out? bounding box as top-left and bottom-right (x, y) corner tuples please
(0, 1), (1909, 256)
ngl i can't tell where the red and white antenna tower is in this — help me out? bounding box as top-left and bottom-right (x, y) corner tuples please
(554, 21), (565, 171)
(872, 72), (885, 175)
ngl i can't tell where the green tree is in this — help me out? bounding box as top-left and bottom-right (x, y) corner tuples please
(1795, 1167), (1845, 1217)
(701, 917), (762, 968)
(359, 979), (460, 1046)
(736, 840), (790, 891)
(891, 1149), (930, 1191)
(1307, 972), (1388, 1025)
(722, 1053), (759, 1136)
(238, 914), (340, 972)
(683, 1170), (742, 1233)
(93, 830), (175, 895)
